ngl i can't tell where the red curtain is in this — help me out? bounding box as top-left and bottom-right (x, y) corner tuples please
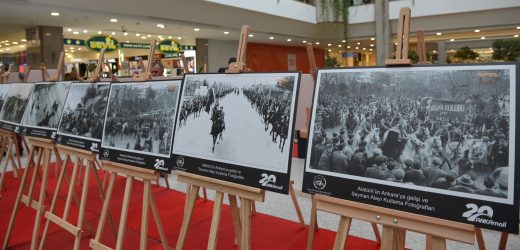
(246, 42), (324, 73)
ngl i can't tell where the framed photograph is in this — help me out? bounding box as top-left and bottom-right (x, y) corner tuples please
(56, 82), (110, 152)
(100, 80), (181, 172)
(302, 64), (519, 233)
(171, 73), (300, 194)
(0, 83), (34, 133)
(0, 84), (11, 113)
(21, 82), (71, 139)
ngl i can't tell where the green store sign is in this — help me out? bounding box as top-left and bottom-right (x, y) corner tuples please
(85, 36), (120, 53)
(158, 39), (183, 54)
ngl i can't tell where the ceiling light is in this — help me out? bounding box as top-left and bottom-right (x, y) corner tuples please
(112, 32), (116, 35)
(516, 26), (519, 30)
(370, 37), (375, 41)
(126, 40), (130, 43)
(355, 46), (359, 49)
(328, 49), (331, 52)
(327, 43), (331, 46)
(73, 31), (79, 35)
(474, 29), (480, 32)
(315, 42), (320, 45)
(168, 36), (172, 39)
(248, 34), (254, 37)
(370, 44), (374, 47)
(160, 37), (165, 40)
(514, 35), (519, 38)
(98, 31), (102, 34)
(110, 18), (118, 23)
(147, 34), (151, 37)
(19, 45), (24, 48)
(69, 47), (74, 50)
(269, 36), (274, 40)
(347, 46), (350, 48)
(450, 38), (455, 41)
(433, 50), (437, 53)
(5, 43), (9, 46)
(83, 29), (88, 33)
(0, 45), (2, 48)
(0, 50), (3, 52)
(342, 40), (346, 43)
(5, 48), (10, 51)
(51, 12), (60, 16)
(156, 24), (165, 29)
(369, 48), (373, 51)
(394, 42), (398, 45)
(436, 32), (442, 36)
(67, 28), (72, 32)
(141, 36), (146, 39)
(178, 36), (182, 40)
(362, 48), (366, 50)
(357, 42), (361, 45)
(124, 32), (128, 36)
(136, 33), (140, 36)
(12, 42), (18, 45)
(302, 40), (307, 43)
(287, 38), (292, 42)
(78, 48), (81, 51)
(158, 35), (162, 38)
(45, 33), (52, 37)
(194, 28), (200, 31)
(338, 44), (342, 47)
(224, 31), (229, 35)
(481, 36), (486, 40)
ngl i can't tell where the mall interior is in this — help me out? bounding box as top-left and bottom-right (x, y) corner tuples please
(0, 0), (519, 249)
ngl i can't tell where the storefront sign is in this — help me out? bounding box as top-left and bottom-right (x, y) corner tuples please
(158, 39), (183, 54)
(64, 38), (196, 51)
(85, 36), (120, 53)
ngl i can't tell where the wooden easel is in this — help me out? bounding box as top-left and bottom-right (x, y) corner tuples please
(0, 129), (24, 190)
(2, 136), (63, 250)
(416, 29), (428, 64)
(225, 25), (249, 73)
(38, 144), (117, 250)
(89, 160), (169, 250)
(385, 8), (412, 66)
(175, 172), (265, 250)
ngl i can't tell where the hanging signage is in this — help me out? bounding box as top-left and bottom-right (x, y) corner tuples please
(64, 38), (196, 51)
(158, 39), (183, 54)
(85, 36), (120, 53)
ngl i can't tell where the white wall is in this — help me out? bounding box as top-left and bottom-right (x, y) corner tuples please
(207, 39), (238, 73)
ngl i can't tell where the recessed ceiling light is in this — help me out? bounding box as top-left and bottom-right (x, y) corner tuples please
(248, 34), (254, 37)
(327, 43), (331, 46)
(436, 32), (442, 36)
(73, 31), (79, 35)
(5, 43), (9, 46)
(450, 38), (455, 41)
(433, 50), (437, 53)
(126, 40), (129, 43)
(394, 42), (398, 45)
(45, 33), (52, 36)
(110, 18), (118, 23)
(481, 36), (486, 40)
(69, 47), (74, 50)
(12, 42), (18, 45)
(342, 40), (346, 43)
(315, 42), (320, 45)
(178, 36), (182, 40)
(147, 34), (151, 37)
(141, 36), (146, 39)
(328, 49), (331, 52)
(0, 45), (2, 48)
(370, 37), (375, 41)
(514, 35), (519, 38)
(193, 28), (200, 32)
(124, 32), (128, 36)
(224, 31), (229, 35)
(287, 38), (292, 42)
(302, 40), (307, 43)
(160, 37), (165, 40)
(158, 35), (162, 38)
(347, 45), (350, 48)
(369, 48), (373, 51)
(516, 26), (519, 30)
(474, 29), (480, 32)
(156, 24), (165, 29)
(168, 36), (172, 39)
(370, 44), (374, 47)
(5, 48), (10, 51)
(67, 28), (72, 32)
(338, 44), (342, 47)
(357, 42), (361, 45)
(362, 48), (366, 50)
(112, 32), (116, 35)
(78, 48), (81, 51)
(98, 31), (102, 34)
(355, 46), (359, 49)
(269, 36), (274, 40)
(51, 12), (60, 16)
(136, 33), (140, 36)
(0, 49), (3, 52)
(83, 29), (88, 33)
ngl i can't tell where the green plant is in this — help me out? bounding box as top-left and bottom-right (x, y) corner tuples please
(409, 50), (419, 64)
(454, 46), (479, 62)
(492, 38), (520, 61)
(320, 0), (350, 42)
(325, 55), (340, 67)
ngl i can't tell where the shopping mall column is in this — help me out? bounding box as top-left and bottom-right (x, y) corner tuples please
(24, 26), (64, 69)
(437, 41), (446, 64)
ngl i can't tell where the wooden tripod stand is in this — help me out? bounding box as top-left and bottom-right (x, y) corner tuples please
(0, 129), (24, 195)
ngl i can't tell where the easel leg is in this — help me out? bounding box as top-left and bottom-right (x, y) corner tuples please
(13, 137), (23, 177)
(30, 147), (51, 250)
(228, 194), (241, 247)
(333, 216), (352, 250)
(498, 232), (508, 250)
(208, 192), (224, 250)
(93, 172), (116, 243)
(116, 176), (133, 250)
(289, 180), (305, 227)
(26, 147), (43, 205)
(0, 138), (10, 193)
(91, 162), (117, 238)
(306, 195), (318, 250)
(149, 190), (168, 250)
(2, 146), (35, 250)
(63, 157), (81, 220)
(39, 155), (70, 250)
(73, 160), (92, 250)
(426, 235), (446, 250)
(371, 223), (381, 244)
(240, 198), (252, 250)
(176, 185), (200, 250)
(475, 227), (486, 250)
(381, 226), (405, 250)
(141, 180), (151, 250)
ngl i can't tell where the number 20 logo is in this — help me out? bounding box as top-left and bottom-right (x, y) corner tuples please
(462, 203), (493, 222)
(259, 173), (276, 186)
(154, 159), (165, 169)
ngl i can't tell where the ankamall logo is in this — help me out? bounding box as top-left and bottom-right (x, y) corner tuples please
(259, 173), (283, 190)
(462, 203), (506, 228)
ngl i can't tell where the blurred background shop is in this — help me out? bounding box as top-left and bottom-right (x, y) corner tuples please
(0, 0), (519, 82)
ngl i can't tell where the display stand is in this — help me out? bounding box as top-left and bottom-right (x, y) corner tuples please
(175, 172), (265, 250)
(416, 29), (428, 64)
(225, 25), (249, 74)
(180, 54), (190, 75)
(0, 129), (24, 189)
(38, 145), (117, 250)
(41, 51), (65, 81)
(384, 8), (412, 66)
(89, 161), (169, 250)
(2, 137), (60, 250)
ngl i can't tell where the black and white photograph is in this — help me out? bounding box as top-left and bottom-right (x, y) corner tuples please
(56, 82), (110, 152)
(21, 81), (71, 139)
(100, 80), (181, 172)
(303, 64), (519, 233)
(172, 73), (300, 193)
(0, 83), (34, 132)
(0, 84), (11, 112)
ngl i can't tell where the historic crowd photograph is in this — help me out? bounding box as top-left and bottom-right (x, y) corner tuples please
(0, 84), (10, 112)
(58, 82), (110, 140)
(172, 73), (299, 173)
(306, 66), (515, 201)
(0, 83), (34, 125)
(101, 81), (180, 157)
(22, 82), (71, 129)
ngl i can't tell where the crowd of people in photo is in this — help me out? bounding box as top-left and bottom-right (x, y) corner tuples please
(310, 84), (510, 198)
(104, 87), (174, 155)
(59, 86), (109, 138)
(1, 95), (28, 123)
(244, 87), (291, 153)
(28, 95), (62, 128)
